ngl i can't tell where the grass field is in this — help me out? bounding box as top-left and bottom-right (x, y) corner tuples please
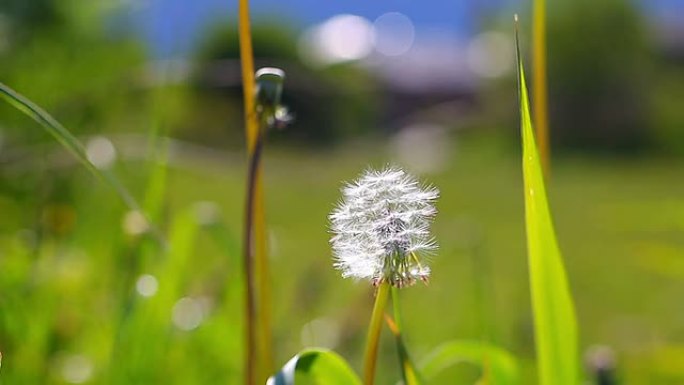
(2, 130), (683, 383)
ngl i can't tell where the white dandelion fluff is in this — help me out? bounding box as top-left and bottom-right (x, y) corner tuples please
(329, 166), (439, 288)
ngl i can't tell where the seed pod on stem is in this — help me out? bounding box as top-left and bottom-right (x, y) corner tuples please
(329, 166), (438, 385)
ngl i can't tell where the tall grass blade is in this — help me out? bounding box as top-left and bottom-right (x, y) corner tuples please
(532, 0), (550, 175)
(267, 348), (361, 385)
(419, 340), (519, 384)
(386, 287), (422, 385)
(143, 88), (171, 223)
(108, 207), (201, 381)
(384, 314), (422, 385)
(515, 17), (578, 385)
(0, 82), (166, 247)
(238, 0), (273, 383)
(207, 221), (244, 376)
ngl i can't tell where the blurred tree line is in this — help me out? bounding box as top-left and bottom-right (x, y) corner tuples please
(188, 22), (379, 146)
(0, 0), (683, 154)
(0, 0), (150, 230)
(0, 0), (148, 141)
(479, 0), (684, 155)
(0, 1), (379, 149)
(545, 0), (684, 154)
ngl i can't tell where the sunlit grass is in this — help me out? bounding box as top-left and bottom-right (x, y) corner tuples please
(0, 10), (682, 379)
(517, 17), (578, 385)
(1, 126), (684, 382)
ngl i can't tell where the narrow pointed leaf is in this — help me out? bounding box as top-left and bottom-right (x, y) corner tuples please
(515, 21), (579, 385)
(419, 340), (519, 385)
(267, 348), (361, 385)
(0, 82), (166, 246)
(0, 83), (132, 209)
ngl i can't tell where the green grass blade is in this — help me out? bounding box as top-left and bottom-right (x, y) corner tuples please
(1, 83), (133, 211)
(515, 18), (579, 385)
(387, 287), (423, 385)
(108, 207), (201, 380)
(0, 81), (166, 246)
(385, 314), (422, 385)
(267, 348), (362, 385)
(142, 120), (169, 222)
(419, 340), (519, 384)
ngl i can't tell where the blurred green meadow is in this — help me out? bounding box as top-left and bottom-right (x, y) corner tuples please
(3, 134), (684, 383)
(1, 0), (684, 384)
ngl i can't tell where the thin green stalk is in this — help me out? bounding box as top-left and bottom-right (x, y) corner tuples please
(243, 130), (263, 385)
(0, 82), (138, 218)
(238, 0), (272, 383)
(387, 287), (422, 385)
(532, 0), (550, 176)
(0, 82), (167, 248)
(363, 283), (390, 385)
(143, 73), (171, 223)
(391, 286), (403, 329)
(469, 240), (495, 384)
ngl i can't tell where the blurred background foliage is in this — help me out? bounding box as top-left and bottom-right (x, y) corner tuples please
(0, 0), (683, 384)
(547, 0), (651, 152)
(190, 22), (379, 145)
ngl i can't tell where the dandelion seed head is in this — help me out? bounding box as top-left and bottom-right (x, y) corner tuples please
(329, 166), (438, 287)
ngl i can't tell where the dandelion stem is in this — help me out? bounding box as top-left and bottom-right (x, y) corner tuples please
(237, 0), (257, 150)
(243, 129), (263, 385)
(363, 282), (390, 385)
(238, 0), (272, 383)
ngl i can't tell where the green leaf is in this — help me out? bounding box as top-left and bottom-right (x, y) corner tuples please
(419, 340), (519, 385)
(267, 348), (361, 385)
(515, 19), (579, 385)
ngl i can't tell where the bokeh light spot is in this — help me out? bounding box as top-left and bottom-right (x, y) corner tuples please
(136, 274), (159, 297)
(466, 31), (513, 78)
(299, 14), (374, 66)
(172, 297), (209, 331)
(61, 354), (93, 384)
(373, 12), (415, 56)
(86, 136), (117, 169)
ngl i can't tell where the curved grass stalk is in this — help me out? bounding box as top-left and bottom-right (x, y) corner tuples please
(386, 287), (422, 385)
(238, 1), (273, 384)
(0, 82), (166, 248)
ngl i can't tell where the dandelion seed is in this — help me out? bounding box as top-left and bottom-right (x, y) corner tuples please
(329, 166), (438, 288)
